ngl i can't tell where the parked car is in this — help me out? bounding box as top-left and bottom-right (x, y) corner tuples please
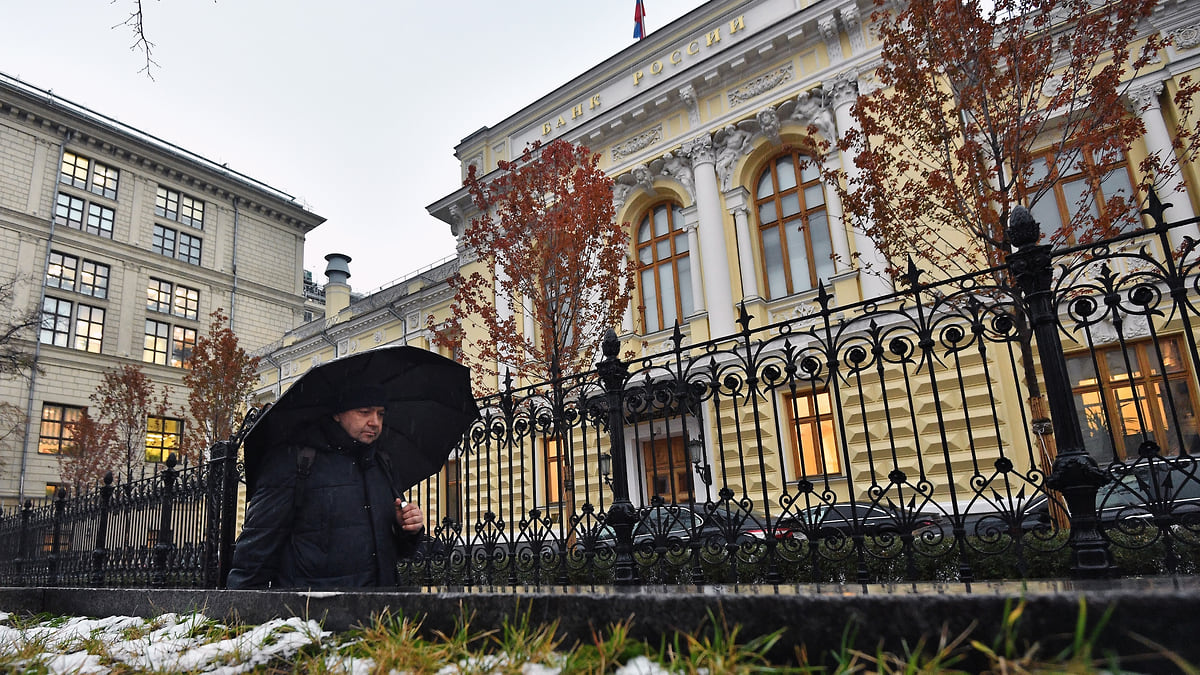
(593, 503), (790, 548)
(781, 501), (944, 540)
(1015, 461), (1200, 530)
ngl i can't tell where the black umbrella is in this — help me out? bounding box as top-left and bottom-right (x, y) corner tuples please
(243, 345), (479, 496)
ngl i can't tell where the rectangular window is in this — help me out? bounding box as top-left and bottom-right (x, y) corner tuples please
(146, 416), (182, 463)
(39, 404), (83, 455)
(156, 186), (204, 229)
(84, 203), (115, 238)
(90, 163), (119, 199)
(784, 390), (842, 478)
(442, 459), (461, 524)
(1070, 337), (1200, 463)
(48, 251), (109, 299)
(172, 285), (199, 320)
(60, 152), (89, 189)
(40, 297), (73, 347)
(61, 151), (119, 199)
(543, 438), (564, 506)
(55, 194), (114, 239)
(1026, 148), (1137, 242)
(73, 305), (105, 353)
(177, 232), (202, 265)
(46, 251), (78, 292)
(40, 298), (105, 353)
(172, 325), (197, 369)
(155, 186), (180, 221)
(152, 225), (176, 258)
(147, 279), (173, 313)
(78, 260), (109, 299)
(143, 319), (170, 365)
(55, 193), (84, 229)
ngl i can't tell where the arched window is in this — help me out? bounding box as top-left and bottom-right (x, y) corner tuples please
(755, 152), (834, 299)
(636, 203), (693, 333)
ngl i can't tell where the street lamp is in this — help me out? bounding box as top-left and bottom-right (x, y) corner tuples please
(599, 452), (613, 487)
(687, 438), (712, 486)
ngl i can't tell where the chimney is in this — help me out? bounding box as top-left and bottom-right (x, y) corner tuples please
(323, 253), (352, 321)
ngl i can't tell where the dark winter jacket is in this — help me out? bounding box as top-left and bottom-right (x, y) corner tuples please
(226, 417), (420, 589)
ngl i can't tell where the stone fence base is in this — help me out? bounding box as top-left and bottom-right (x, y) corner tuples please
(2, 578), (1197, 668)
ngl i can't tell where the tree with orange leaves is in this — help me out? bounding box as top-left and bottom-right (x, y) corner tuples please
(92, 364), (170, 483)
(181, 309), (261, 462)
(58, 409), (118, 495)
(835, 0), (1197, 276)
(438, 139), (633, 389)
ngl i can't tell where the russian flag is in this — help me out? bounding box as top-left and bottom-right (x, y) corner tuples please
(634, 0), (647, 40)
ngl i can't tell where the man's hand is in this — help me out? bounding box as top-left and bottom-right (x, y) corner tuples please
(395, 499), (424, 532)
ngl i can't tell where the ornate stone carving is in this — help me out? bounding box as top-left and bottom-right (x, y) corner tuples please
(1129, 80), (1164, 112)
(612, 124), (664, 161)
(1175, 23), (1200, 50)
(728, 64), (795, 107)
(613, 163), (658, 207)
(448, 204), (467, 238)
(818, 15), (842, 62)
(714, 124), (754, 190)
(658, 151), (696, 202)
(828, 72), (858, 109)
(756, 107), (782, 145)
(789, 87), (837, 140)
(841, 5), (865, 55)
(684, 134), (716, 165)
(373, 330), (384, 344)
(679, 84), (701, 127)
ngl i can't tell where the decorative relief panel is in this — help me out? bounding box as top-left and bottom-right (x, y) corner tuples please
(612, 125), (664, 161)
(728, 64), (795, 107)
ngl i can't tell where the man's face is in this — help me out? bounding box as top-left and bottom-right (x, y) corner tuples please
(333, 406), (385, 444)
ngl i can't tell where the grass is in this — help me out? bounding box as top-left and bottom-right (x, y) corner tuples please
(0, 599), (1191, 674)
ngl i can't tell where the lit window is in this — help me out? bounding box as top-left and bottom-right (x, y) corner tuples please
(755, 151), (834, 298)
(172, 326), (197, 369)
(60, 151), (119, 199)
(46, 252), (78, 292)
(147, 279), (173, 314)
(636, 203), (694, 333)
(1070, 337), (1200, 463)
(543, 439), (565, 505)
(171, 285), (199, 320)
(784, 390), (841, 478)
(442, 459), (461, 524)
(59, 152), (89, 189)
(143, 319), (170, 365)
(146, 416), (182, 463)
(39, 404), (83, 455)
(78, 260), (109, 299)
(73, 305), (105, 353)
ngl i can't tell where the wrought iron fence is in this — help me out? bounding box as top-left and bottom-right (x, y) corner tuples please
(2, 197), (1199, 589)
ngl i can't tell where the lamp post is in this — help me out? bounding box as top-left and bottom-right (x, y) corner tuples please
(687, 437), (712, 487)
(597, 329), (638, 584)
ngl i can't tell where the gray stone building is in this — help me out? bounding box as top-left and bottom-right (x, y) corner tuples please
(0, 72), (325, 503)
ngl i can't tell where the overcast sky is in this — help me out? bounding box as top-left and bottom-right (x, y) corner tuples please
(1, 0), (700, 293)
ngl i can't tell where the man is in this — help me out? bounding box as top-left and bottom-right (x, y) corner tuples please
(227, 384), (425, 589)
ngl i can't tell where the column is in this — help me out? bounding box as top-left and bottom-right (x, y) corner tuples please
(681, 207), (706, 315)
(829, 71), (893, 298)
(1131, 81), (1199, 246)
(684, 135), (736, 335)
(721, 188), (760, 301)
